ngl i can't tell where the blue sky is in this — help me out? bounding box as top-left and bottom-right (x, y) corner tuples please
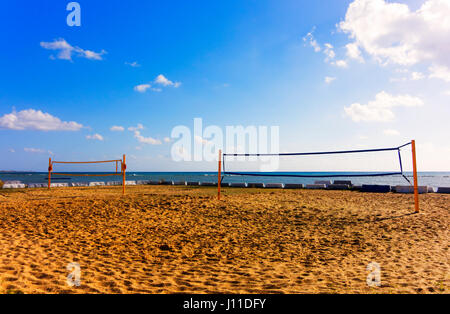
(1, 0), (449, 171)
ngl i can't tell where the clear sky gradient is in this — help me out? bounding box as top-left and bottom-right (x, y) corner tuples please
(0, 0), (449, 171)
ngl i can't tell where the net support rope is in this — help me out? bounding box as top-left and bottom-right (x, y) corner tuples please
(51, 159), (123, 177)
(48, 155), (127, 195)
(52, 160), (122, 164)
(222, 142), (412, 183)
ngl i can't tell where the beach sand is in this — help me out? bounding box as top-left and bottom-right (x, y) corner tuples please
(0, 185), (448, 294)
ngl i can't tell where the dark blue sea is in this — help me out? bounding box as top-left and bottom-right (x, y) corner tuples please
(1, 172), (450, 188)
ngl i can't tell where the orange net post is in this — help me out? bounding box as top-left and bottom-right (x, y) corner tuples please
(218, 149), (222, 200)
(411, 140), (420, 213)
(122, 154), (126, 195)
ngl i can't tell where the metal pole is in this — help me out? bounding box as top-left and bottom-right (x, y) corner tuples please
(411, 140), (419, 213)
(122, 154), (126, 195)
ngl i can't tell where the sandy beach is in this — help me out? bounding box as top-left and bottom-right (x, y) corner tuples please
(0, 185), (448, 294)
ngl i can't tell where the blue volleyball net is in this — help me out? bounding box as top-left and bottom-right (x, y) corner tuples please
(221, 141), (413, 184)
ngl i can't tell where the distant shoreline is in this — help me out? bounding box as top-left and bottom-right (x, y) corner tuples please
(0, 171), (36, 173)
(1, 171), (449, 188)
(1, 171), (450, 174)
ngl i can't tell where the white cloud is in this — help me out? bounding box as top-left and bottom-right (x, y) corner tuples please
(128, 124), (144, 132)
(323, 43), (336, 61)
(0, 109), (83, 131)
(125, 61), (140, 67)
(134, 74), (180, 93)
(24, 148), (47, 154)
(303, 29), (352, 67)
(442, 90), (450, 96)
(339, 0), (450, 79)
(128, 124), (161, 145)
(40, 39), (73, 60)
(325, 76), (336, 84)
(8, 148), (15, 153)
(40, 38), (106, 61)
(164, 137), (171, 143)
(154, 74), (173, 86)
(429, 64), (450, 82)
(346, 43), (364, 62)
(333, 60), (348, 68)
(134, 84), (152, 93)
(133, 130), (161, 145)
(303, 28), (321, 52)
(154, 74), (181, 88)
(383, 129), (400, 136)
(390, 71), (425, 82)
(392, 67), (444, 81)
(86, 133), (104, 141)
(81, 49), (106, 60)
(411, 72), (425, 80)
(110, 126), (124, 132)
(303, 31), (345, 66)
(344, 91), (424, 122)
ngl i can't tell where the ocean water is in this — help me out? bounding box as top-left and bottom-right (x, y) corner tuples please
(1, 172), (450, 188)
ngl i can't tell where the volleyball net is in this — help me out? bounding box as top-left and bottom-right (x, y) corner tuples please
(217, 141), (420, 212)
(48, 154), (127, 194)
